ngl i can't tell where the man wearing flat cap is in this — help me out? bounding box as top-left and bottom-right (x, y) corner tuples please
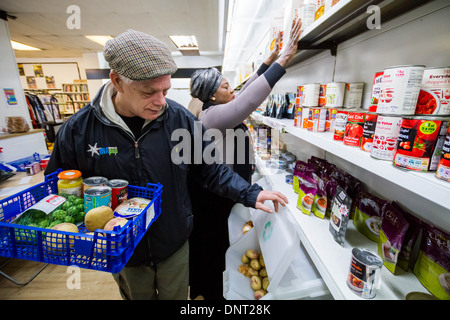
(45, 29), (288, 300)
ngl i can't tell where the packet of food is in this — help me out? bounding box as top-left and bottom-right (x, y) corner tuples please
(392, 202), (422, 272)
(329, 186), (352, 246)
(352, 190), (387, 243)
(293, 160), (315, 194)
(311, 173), (327, 219)
(378, 202), (409, 274)
(114, 197), (151, 219)
(296, 171), (318, 216)
(413, 223), (450, 300)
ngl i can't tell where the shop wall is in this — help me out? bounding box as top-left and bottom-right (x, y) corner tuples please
(0, 19), (31, 131)
(271, 1), (450, 232)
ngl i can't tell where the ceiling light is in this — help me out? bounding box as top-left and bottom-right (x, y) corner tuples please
(169, 35), (199, 50)
(10, 40), (41, 51)
(85, 35), (114, 46)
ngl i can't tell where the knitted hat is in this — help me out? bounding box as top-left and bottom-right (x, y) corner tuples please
(190, 68), (223, 102)
(103, 29), (177, 81)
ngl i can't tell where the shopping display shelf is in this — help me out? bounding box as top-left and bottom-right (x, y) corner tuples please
(252, 113), (450, 214)
(255, 156), (429, 300)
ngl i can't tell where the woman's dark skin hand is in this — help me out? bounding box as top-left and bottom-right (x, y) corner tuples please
(277, 18), (303, 68)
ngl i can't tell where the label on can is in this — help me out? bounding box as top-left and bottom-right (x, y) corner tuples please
(344, 83), (364, 108)
(308, 107), (327, 132)
(394, 118), (445, 171)
(319, 85), (327, 107)
(303, 83), (320, 107)
(333, 109), (349, 141)
(369, 71), (384, 112)
(370, 116), (403, 160)
(326, 82), (346, 108)
(436, 127), (450, 181)
(415, 67), (450, 115)
(106, 179), (129, 210)
(377, 65), (425, 115)
(301, 107), (310, 129)
(344, 111), (366, 147)
(84, 186), (112, 212)
(325, 108), (338, 132)
(361, 113), (378, 152)
(347, 248), (383, 299)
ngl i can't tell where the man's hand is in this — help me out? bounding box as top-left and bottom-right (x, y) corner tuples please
(255, 190), (289, 214)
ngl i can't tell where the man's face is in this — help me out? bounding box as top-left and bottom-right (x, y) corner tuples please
(118, 75), (171, 120)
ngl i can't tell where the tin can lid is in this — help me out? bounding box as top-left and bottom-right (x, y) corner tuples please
(58, 170), (82, 180)
(351, 248), (383, 268)
(384, 65), (426, 69)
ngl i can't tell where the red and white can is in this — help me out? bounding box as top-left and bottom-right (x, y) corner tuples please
(303, 83), (321, 107)
(369, 71), (384, 112)
(415, 66), (450, 116)
(360, 113), (378, 152)
(377, 65), (425, 115)
(344, 82), (365, 108)
(370, 115), (403, 160)
(326, 82), (346, 108)
(106, 179), (129, 210)
(334, 109), (349, 141)
(343, 110), (366, 147)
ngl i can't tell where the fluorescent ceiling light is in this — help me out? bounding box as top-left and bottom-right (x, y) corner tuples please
(85, 35), (114, 46)
(11, 40), (41, 51)
(169, 35), (199, 50)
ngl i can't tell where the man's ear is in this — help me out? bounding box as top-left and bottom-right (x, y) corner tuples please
(110, 70), (124, 93)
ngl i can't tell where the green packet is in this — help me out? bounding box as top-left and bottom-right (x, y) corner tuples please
(352, 190), (386, 243)
(295, 172), (317, 216)
(413, 224), (450, 300)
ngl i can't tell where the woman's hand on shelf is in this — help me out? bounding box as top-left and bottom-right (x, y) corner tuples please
(277, 18), (303, 68)
(255, 190), (289, 214)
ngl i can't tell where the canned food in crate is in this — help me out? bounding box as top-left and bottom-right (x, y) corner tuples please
(325, 107), (338, 132)
(333, 109), (349, 141)
(318, 84), (327, 107)
(303, 83), (321, 107)
(436, 126), (450, 182)
(377, 65), (425, 115)
(344, 82), (364, 108)
(393, 117), (448, 172)
(369, 71), (384, 112)
(84, 186), (112, 212)
(361, 113), (378, 152)
(415, 66), (450, 116)
(83, 176), (108, 193)
(326, 82), (346, 108)
(308, 107), (327, 132)
(347, 248), (383, 299)
(343, 110), (366, 147)
(106, 179), (129, 210)
(370, 115), (403, 160)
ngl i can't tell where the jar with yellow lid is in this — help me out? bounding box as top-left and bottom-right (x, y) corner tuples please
(58, 170), (83, 198)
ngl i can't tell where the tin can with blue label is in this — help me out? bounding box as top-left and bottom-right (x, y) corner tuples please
(84, 186), (112, 212)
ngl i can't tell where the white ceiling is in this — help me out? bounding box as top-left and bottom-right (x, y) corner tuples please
(1, 0), (226, 58)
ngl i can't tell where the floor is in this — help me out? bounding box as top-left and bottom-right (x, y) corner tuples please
(0, 257), (122, 300)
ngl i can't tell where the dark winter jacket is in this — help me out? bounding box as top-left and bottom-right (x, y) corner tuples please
(45, 82), (263, 266)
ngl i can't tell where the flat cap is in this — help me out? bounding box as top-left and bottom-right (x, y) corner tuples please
(104, 29), (177, 81)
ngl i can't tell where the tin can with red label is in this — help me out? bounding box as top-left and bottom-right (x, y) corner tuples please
(393, 117), (448, 172)
(361, 113), (378, 152)
(415, 67), (450, 116)
(436, 126), (450, 182)
(106, 179), (129, 210)
(377, 65), (425, 115)
(370, 115), (403, 160)
(369, 71), (384, 112)
(325, 107), (338, 132)
(308, 107), (327, 132)
(334, 109), (349, 141)
(344, 110), (366, 147)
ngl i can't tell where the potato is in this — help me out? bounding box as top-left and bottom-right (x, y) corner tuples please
(84, 206), (115, 232)
(250, 259), (261, 271)
(259, 254), (265, 267)
(262, 277), (270, 291)
(250, 276), (262, 291)
(259, 267), (267, 277)
(44, 223), (79, 251)
(242, 221), (253, 234)
(238, 264), (249, 275)
(245, 249), (259, 259)
(245, 267), (259, 278)
(254, 289), (267, 300)
(241, 254), (250, 264)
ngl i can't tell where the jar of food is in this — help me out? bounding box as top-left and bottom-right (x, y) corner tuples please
(58, 170), (83, 198)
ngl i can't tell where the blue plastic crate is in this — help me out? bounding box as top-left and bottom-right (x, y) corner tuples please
(0, 170), (162, 273)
